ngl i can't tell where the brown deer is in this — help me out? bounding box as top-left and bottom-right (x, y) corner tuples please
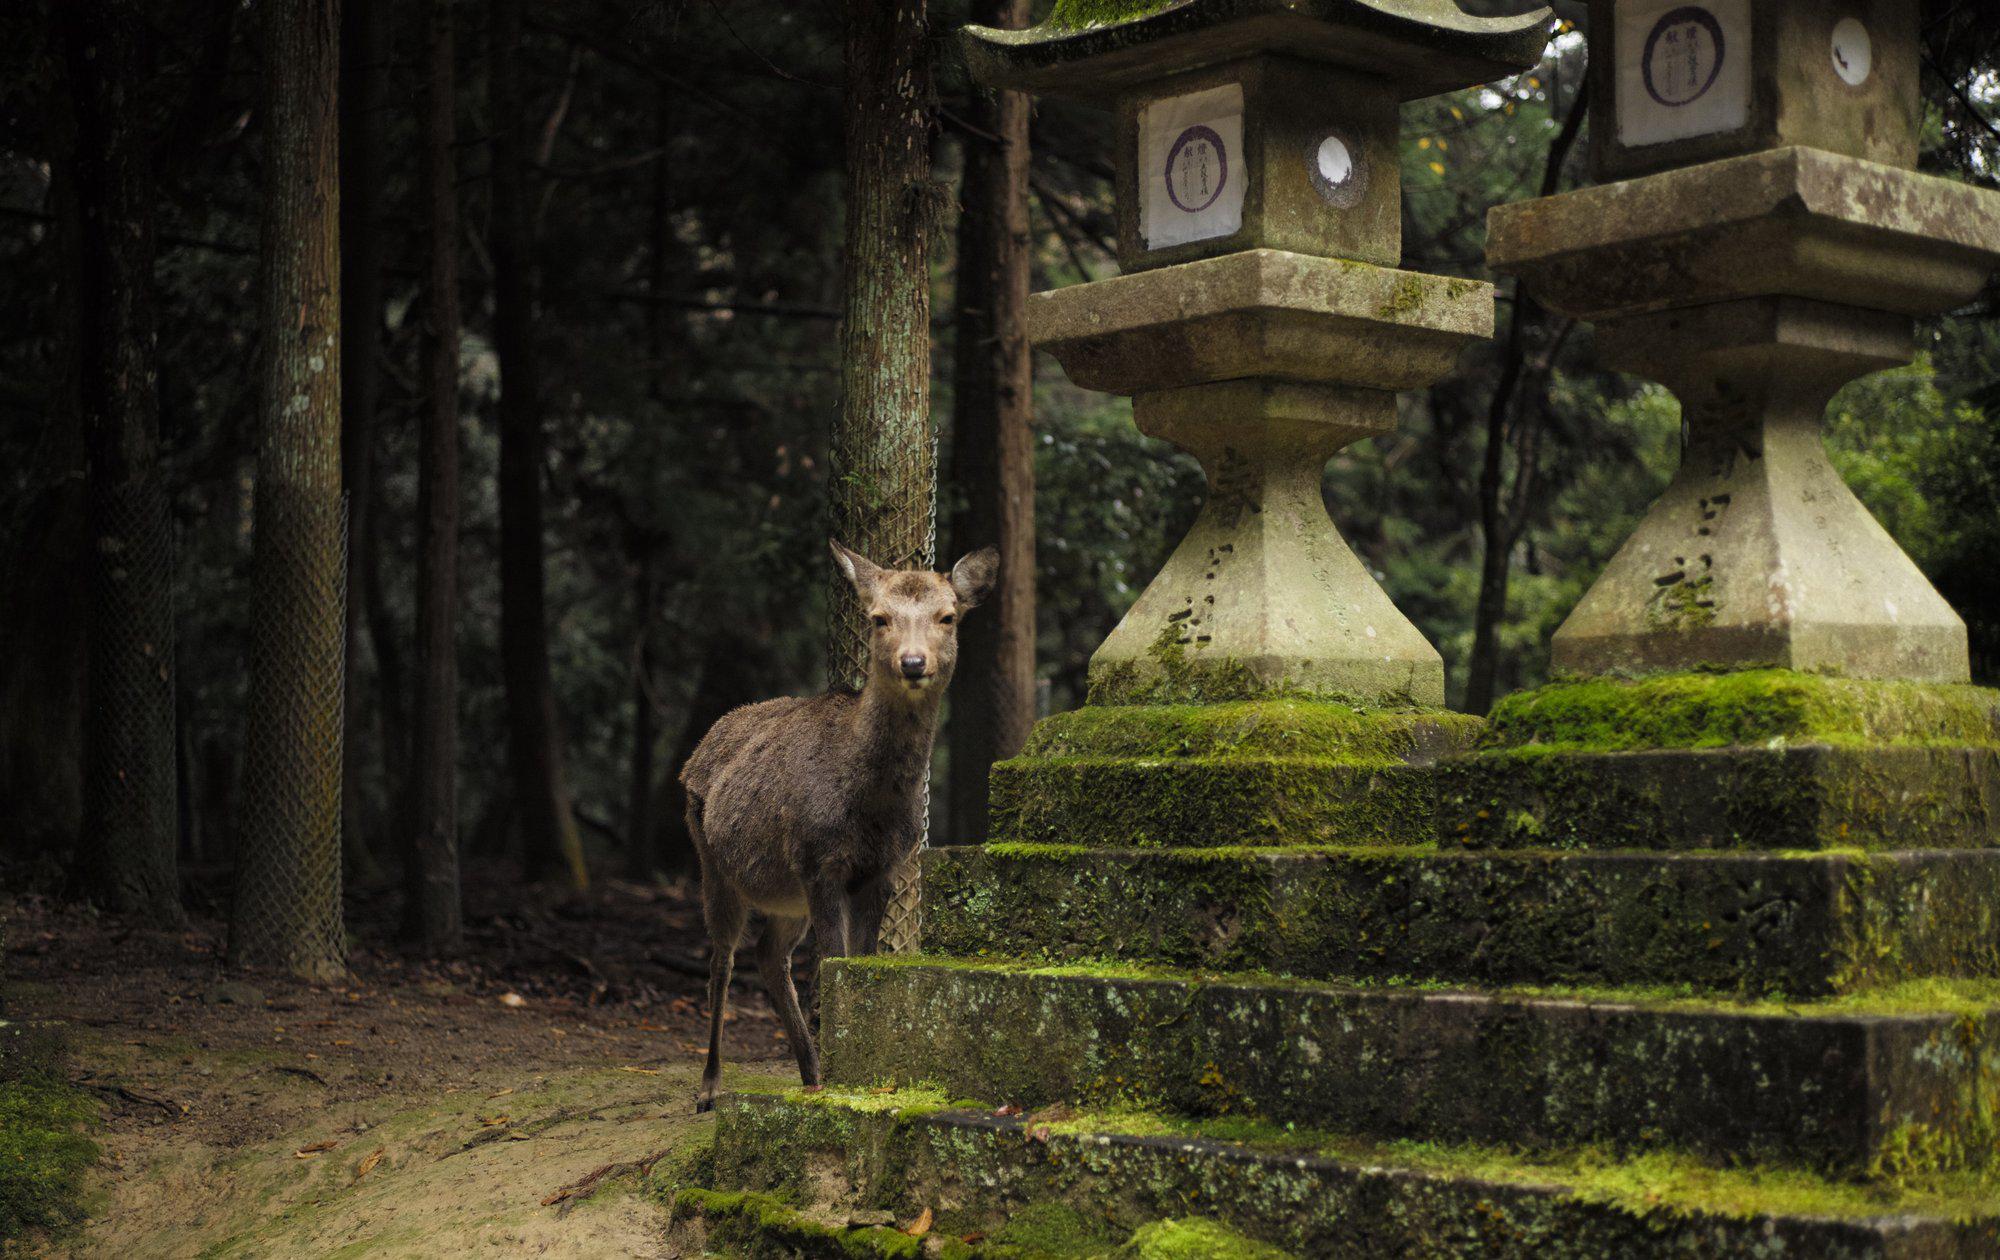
(680, 540), (998, 1111)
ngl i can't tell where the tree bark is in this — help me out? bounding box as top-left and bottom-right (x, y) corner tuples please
(338, 0), (388, 882)
(832, 0), (942, 951)
(491, 0), (589, 892)
(408, 0), (464, 950)
(946, 0), (1036, 847)
(623, 568), (660, 880)
(233, 0), (346, 978)
(61, 0), (183, 925)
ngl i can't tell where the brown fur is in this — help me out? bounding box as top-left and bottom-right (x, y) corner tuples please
(681, 540), (998, 1109)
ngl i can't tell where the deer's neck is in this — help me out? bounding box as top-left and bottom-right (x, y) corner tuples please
(851, 675), (945, 792)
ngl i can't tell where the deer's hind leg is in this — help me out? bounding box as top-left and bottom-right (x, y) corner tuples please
(755, 915), (818, 1087)
(693, 809), (748, 1113)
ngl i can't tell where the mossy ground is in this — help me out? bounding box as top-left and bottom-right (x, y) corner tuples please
(1043, 0), (1178, 32)
(0, 1022), (100, 1246)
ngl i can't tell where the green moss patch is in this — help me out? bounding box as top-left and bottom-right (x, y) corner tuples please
(0, 1022), (99, 1246)
(1484, 670), (2000, 752)
(1119, 1218), (1293, 1258)
(1043, 0), (1179, 31)
(1020, 701), (1481, 762)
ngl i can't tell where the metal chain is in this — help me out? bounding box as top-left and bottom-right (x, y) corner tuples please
(232, 492), (348, 978)
(829, 430), (937, 956)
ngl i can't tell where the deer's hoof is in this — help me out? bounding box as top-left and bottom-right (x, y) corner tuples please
(694, 1094), (715, 1114)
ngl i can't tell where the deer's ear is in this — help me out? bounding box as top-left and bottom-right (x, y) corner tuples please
(949, 547), (1000, 609)
(830, 539), (881, 596)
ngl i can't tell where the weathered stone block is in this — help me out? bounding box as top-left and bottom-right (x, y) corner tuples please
(923, 845), (2000, 996)
(989, 701), (1481, 847)
(1439, 671), (2000, 850)
(1584, 0), (1919, 181)
(821, 957), (2000, 1174)
(1486, 147), (2000, 323)
(708, 1090), (2000, 1260)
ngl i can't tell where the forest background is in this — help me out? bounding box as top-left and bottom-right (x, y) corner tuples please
(1, 0), (1996, 919)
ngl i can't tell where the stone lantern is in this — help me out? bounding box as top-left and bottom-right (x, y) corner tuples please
(1454, 1), (2000, 847)
(963, 0), (1545, 718)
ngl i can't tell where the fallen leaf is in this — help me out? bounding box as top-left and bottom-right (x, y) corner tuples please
(479, 1115), (511, 1128)
(541, 1189), (570, 1207)
(1028, 1125), (1052, 1143)
(618, 1066), (659, 1075)
(295, 1140), (338, 1158)
(994, 1104), (1022, 1117)
(499, 993), (527, 1008)
(486, 1087), (515, 1099)
(355, 1147), (384, 1179)
(961, 1233), (988, 1244)
(904, 1207), (933, 1237)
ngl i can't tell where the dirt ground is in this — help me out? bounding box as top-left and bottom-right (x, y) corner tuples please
(3, 874), (798, 1258)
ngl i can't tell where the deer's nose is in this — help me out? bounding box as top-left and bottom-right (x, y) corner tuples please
(899, 654), (928, 679)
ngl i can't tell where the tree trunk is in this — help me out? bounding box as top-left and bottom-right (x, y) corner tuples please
(338, 0), (388, 883)
(408, 0), (463, 951)
(61, 1), (183, 925)
(491, 0), (588, 892)
(832, 0), (941, 951)
(233, 0), (345, 978)
(1463, 79), (1590, 715)
(946, 0), (1035, 847)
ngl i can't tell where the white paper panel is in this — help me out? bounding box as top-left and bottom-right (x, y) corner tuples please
(1139, 83), (1246, 251)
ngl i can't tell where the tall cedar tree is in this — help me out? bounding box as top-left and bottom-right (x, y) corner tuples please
(946, 0), (1036, 845)
(338, 0), (389, 879)
(492, 0), (589, 891)
(234, 0), (345, 978)
(61, 1), (183, 924)
(623, 84), (675, 881)
(409, 0), (463, 949)
(832, 0), (942, 950)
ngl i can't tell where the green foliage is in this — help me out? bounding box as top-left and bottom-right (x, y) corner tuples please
(1118, 1218), (1293, 1259)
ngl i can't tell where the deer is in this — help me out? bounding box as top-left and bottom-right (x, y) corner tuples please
(679, 539), (999, 1112)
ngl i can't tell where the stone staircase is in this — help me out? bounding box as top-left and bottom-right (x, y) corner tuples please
(670, 683), (2000, 1258)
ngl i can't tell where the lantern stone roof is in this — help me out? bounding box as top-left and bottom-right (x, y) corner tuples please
(963, 0), (1551, 103)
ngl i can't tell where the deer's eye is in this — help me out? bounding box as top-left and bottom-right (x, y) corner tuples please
(871, 614), (890, 628)
(940, 613), (955, 625)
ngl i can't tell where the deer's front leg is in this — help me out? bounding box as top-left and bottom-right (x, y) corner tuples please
(850, 872), (893, 956)
(805, 874), (852, 962)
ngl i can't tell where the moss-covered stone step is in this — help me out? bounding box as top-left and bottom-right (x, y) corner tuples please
(1440, 671), (2000, 851)
(820, 957), (2000, 1175)
(922, 844), (2000, 997)
(991, 701), (1481, 848)
(700, 1089), (2000, 1259)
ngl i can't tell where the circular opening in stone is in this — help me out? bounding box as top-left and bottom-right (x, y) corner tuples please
(1316, 136), (1352, 188)
(1831, 17), (1871, 86)
(1306, 131), (1364, 207)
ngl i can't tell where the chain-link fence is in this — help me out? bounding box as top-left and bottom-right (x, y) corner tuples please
(82, 475), (181, 920)
(232, 491), (347, 980)
(828, 432), (938, 956)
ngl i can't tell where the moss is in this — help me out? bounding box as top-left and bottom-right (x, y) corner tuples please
(1118, 1217), (1294, 1259)
(1044, 0), (1180, 31)
(1018, 700), (1480, 762)
(714, 1092), (2000, 1246)
(1373, 273), (1429, 322)
(0, 1023), (100, 1246)
(675, 1187), (928, 1259)
(989, 1201), (1120, 1254)
(1483, 669), (2000, 753)
(925, 843), (2000, 998)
